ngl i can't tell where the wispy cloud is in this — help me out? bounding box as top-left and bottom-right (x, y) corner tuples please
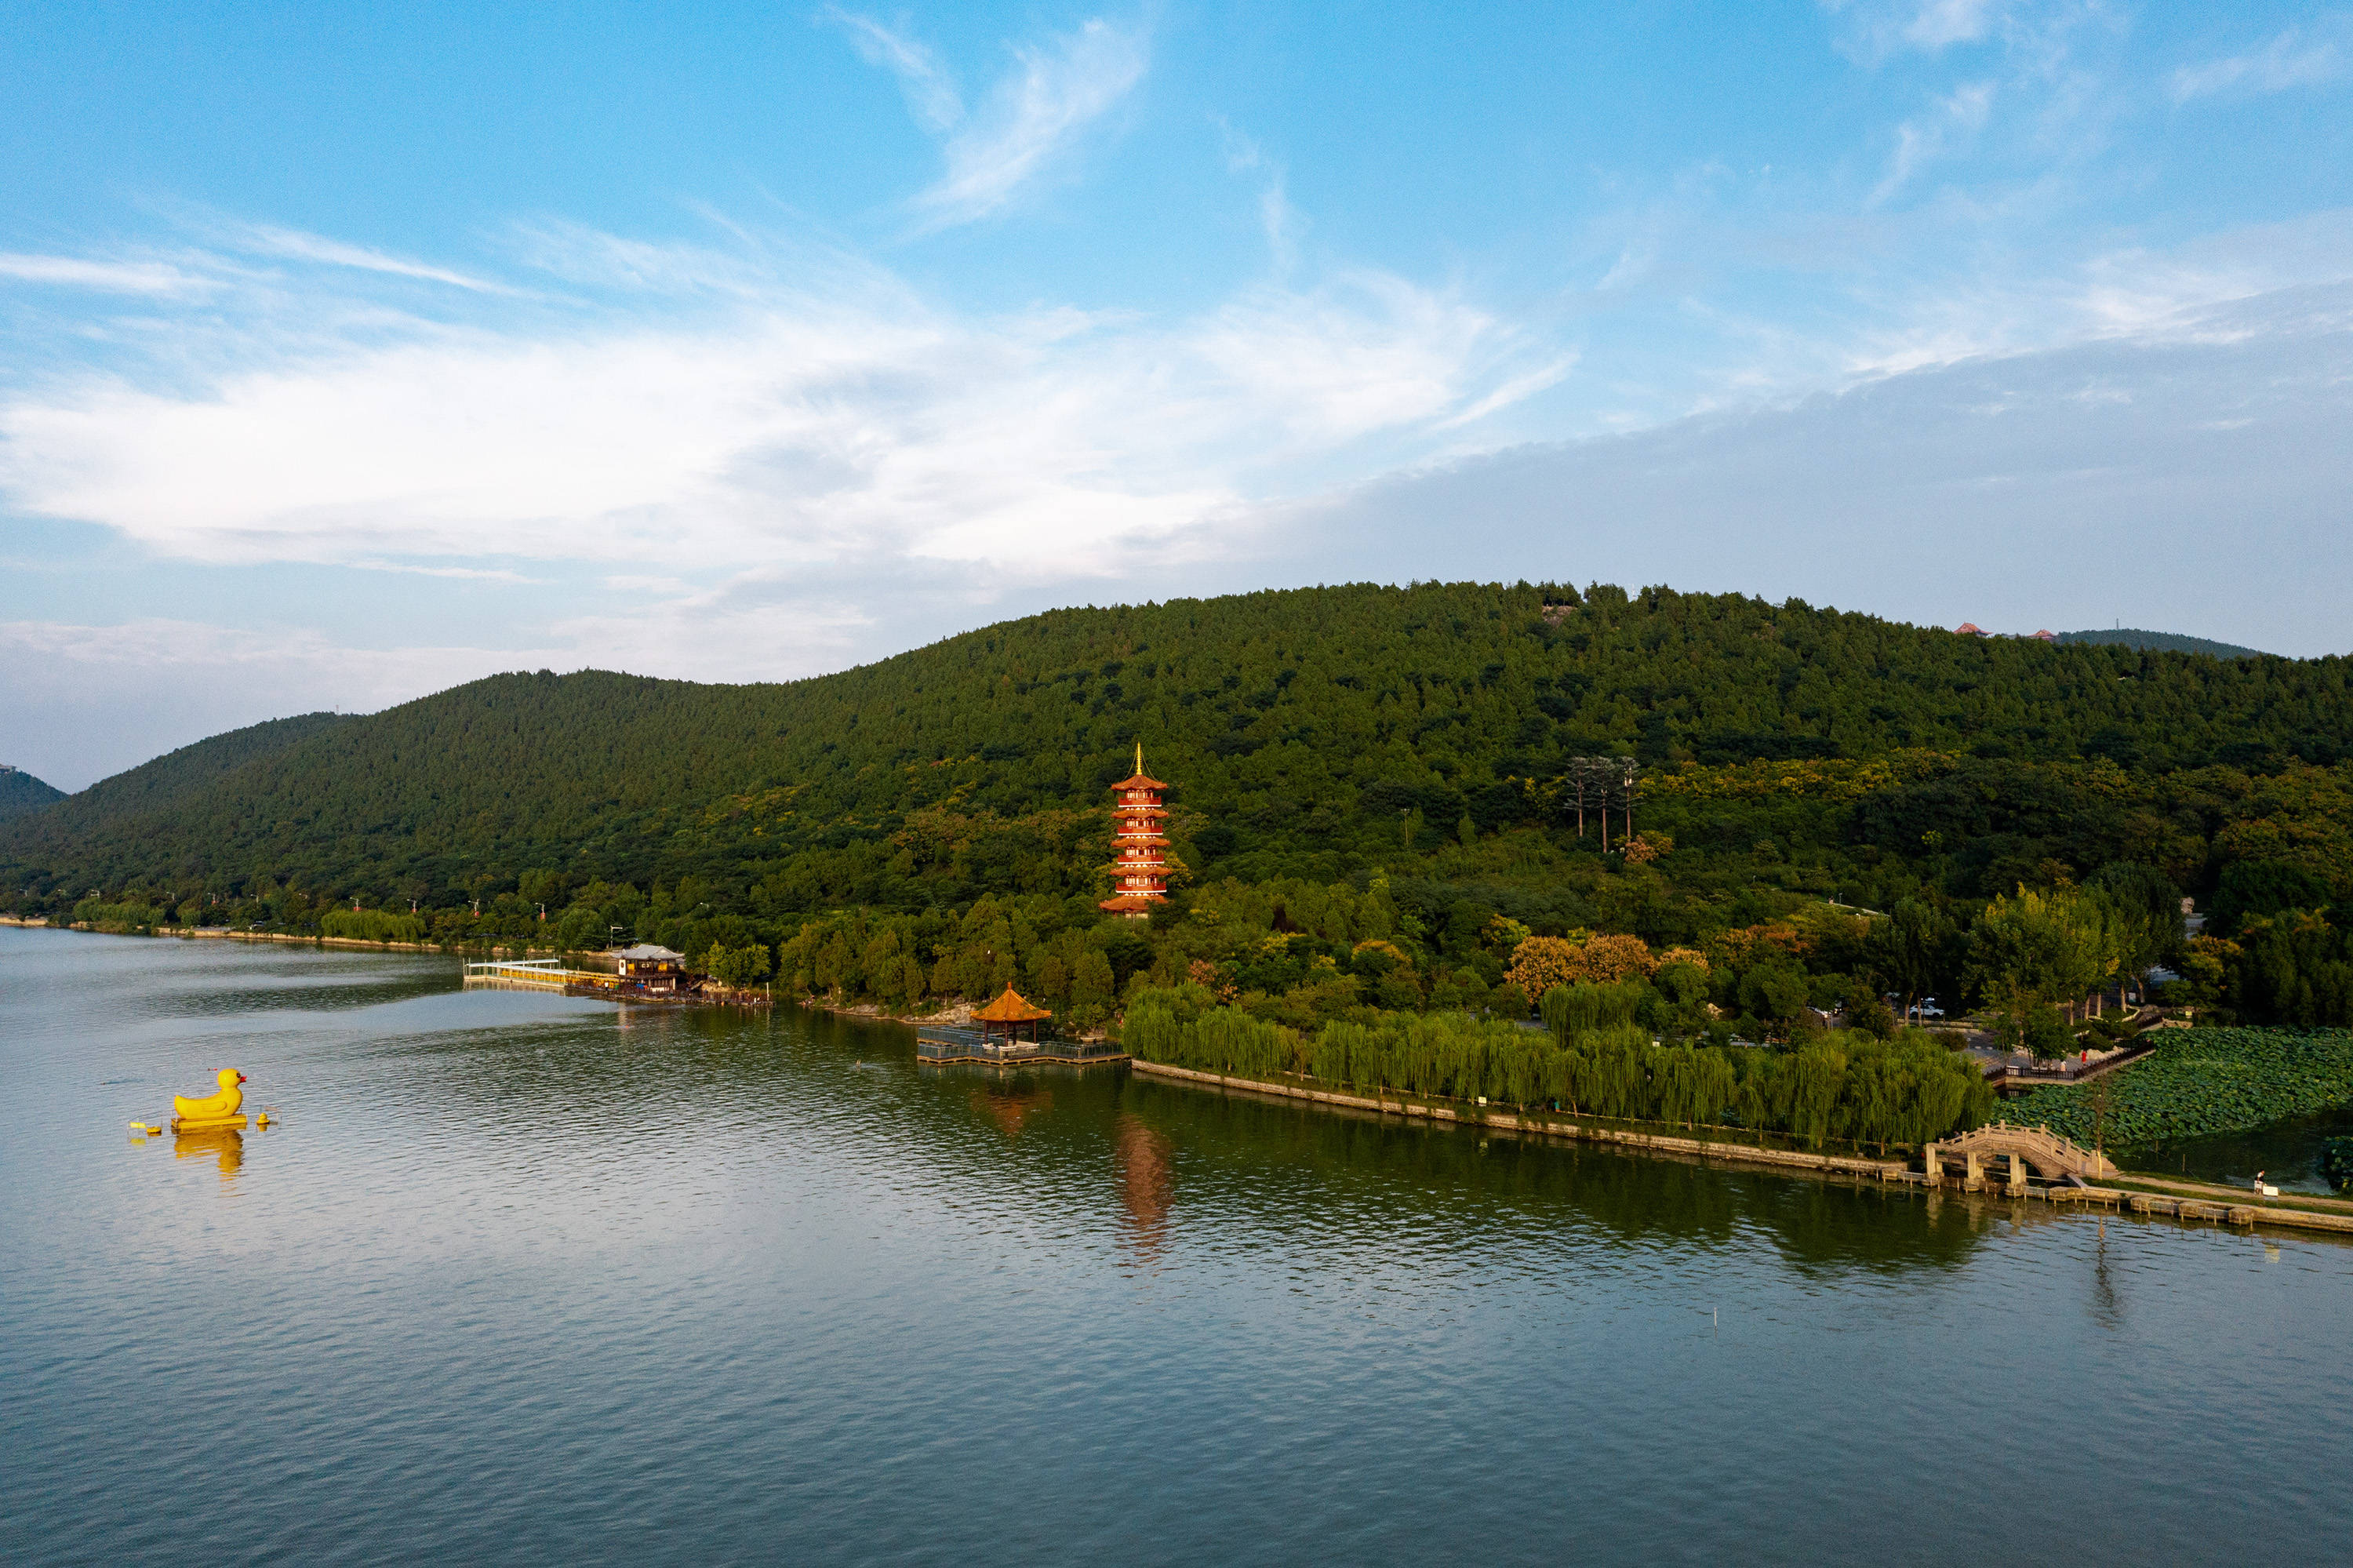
(1217, 121), (1305, 274)
(0, 253), (210, 295)
(1825, 0), (2009, 64)
(1873, 80), (1995, 202)
(229, 220), (510, 292)
(906, 16), (1149, 227)
(824, 8), (962, 132)
(352, 560), (546, 583)
(1838, 209), (2353, 377)
(2170, 17), (2352, 102)
(0, 222), (1558, 580)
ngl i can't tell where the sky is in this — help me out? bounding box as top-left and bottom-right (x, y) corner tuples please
(3, 1), (2351, 789)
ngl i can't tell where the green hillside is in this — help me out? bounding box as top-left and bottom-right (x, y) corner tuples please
(2057, 628), (2268, 660)
(0, 766), (66, 824)
(6, 581), (2350, 1034)
(10, 712), (350, 849)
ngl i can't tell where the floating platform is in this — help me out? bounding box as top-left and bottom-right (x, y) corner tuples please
(915, 1026), (1126, 1067)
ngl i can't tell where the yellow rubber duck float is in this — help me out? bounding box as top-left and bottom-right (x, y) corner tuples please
(128, 1070), (274, 1138)
(168, 1068), (250, 1132)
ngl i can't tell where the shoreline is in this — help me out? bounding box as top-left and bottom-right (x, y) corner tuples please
(3, 915), (582, 960)
(16, 915), (2348, 1235)
(1126, 1058), (2353, 1240)
(5, 918), (768, 1005)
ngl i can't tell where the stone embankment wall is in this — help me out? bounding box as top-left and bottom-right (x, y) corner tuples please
(1129, 1059), (2353, 1239)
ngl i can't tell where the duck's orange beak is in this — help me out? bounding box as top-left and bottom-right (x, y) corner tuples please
(236, 1073), (248, 1084)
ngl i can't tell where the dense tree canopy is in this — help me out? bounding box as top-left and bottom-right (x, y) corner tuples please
(0, 766), (67, 824)
(5, 580), (2349, 1031)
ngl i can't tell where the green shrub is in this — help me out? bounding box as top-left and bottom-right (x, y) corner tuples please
(319, 908), (427, 944)
(2323, 1137), (2353, 1191)
(72, 897), (164, 933)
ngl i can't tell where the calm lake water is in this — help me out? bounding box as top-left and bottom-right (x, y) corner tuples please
(5, 926), (2349, 1566)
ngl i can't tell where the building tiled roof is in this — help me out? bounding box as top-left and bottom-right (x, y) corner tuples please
(616, 944), (684, 961)
(975, 984), (1053, 1023)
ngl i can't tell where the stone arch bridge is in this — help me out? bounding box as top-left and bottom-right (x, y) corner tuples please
(1925, 1122), (2117, 1189)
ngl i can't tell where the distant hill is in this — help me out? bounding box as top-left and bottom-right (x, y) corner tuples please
(3, 583), (2349, 915)
(0, 766), (66, 824)
(2056, 628), (2268, 660)
(9, 712), (350, 853)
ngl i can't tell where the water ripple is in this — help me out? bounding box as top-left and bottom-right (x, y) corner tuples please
(4, 925), (2350, 1566)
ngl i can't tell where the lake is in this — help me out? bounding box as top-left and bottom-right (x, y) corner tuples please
(5, 926), (2348, 1565)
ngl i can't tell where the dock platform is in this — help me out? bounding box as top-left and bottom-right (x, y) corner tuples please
(915, 1025), (1126, 1067)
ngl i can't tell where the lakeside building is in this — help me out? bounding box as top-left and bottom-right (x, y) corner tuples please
(615, 943), (686, 992)
(1100, 744), (1172, 918)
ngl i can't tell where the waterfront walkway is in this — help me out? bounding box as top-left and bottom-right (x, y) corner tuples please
(1128, 1060), (2353, 1239)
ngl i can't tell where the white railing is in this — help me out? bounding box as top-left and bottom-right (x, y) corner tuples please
(465, 957), (566, 976)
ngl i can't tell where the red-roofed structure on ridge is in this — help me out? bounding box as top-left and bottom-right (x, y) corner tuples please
(1101, 744), (1173, 918)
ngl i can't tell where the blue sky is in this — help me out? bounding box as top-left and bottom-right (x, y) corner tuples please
(4, 1), (2351, 788)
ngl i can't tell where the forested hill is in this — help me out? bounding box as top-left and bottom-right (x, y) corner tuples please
(3, 581), (2348, 921)
(2057, 628), (2268, 660)
(0, 766), (66, 824)
(10, 712), (350, 845)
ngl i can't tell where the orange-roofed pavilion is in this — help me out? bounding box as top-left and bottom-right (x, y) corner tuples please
(975, 984), (1053, 1046)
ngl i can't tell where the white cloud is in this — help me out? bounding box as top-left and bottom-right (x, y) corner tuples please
(0, 229), (1557, 580)
(824, 8), (963, 132)
(0, 253), (210, 295)
(2170, 18), (2352, 102)
(911, 17), (1149, 226)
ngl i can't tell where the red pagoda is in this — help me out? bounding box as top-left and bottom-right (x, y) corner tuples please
(1100, 743), (1173, 918)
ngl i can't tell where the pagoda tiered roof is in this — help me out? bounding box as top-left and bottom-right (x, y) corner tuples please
(1110, 773), (1168, 791)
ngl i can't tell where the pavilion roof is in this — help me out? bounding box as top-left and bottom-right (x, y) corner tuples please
(975, 984), (1053, 1023)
